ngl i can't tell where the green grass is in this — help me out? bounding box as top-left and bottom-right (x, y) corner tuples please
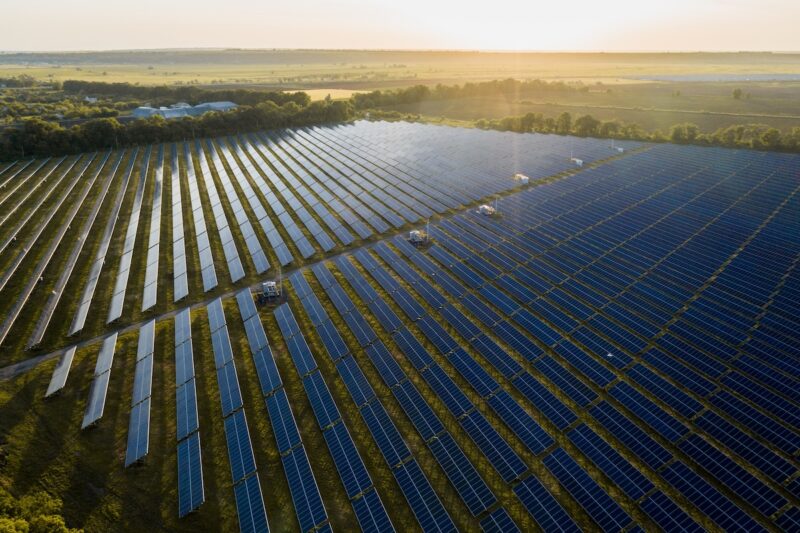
(379, 82), (800, 133)
(2, 50), (800, 88)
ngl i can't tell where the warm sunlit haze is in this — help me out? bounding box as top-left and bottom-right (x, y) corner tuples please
(2, 0), (799, 51)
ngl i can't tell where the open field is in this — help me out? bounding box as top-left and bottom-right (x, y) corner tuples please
(0, 120), (798, 532)
(376, 81), (800, 132)
(3, 50), (800, 88)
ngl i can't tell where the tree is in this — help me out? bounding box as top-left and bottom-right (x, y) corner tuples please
(760, 128), (782, 149)
(573, 115), (601, 137)
(0, 487), (81, 533)
(733, 88), (743, 100)
(555, 112), (572, 134)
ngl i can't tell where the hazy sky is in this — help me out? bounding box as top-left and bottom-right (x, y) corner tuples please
(3, 0), (799, 52)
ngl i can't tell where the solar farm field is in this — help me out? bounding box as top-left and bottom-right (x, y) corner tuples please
(0, 121), (798, 532)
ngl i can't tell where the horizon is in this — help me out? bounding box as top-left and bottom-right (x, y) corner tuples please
(3, 47), (800, 54)
(4, 0), (800, 52)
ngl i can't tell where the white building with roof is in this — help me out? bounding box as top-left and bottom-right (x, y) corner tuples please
(131, 101), (237, 120)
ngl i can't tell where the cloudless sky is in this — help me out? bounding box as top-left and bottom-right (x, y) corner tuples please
(2, 0), (799, 52)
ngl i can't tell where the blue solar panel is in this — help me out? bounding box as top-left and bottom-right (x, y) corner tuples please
(543, 448), (631, 532)
(359, 400), (410, 468)
(534, 356), (596, 406)
(216, 360), (243, 417)
(448, 348), (499, 398)
(365, 341), (406, 388)
(416, 315), (459, 355)
(552, 339), (615, 387)
(469, 334), (522, 379)
(479, 507), (520, 533)
(590, 401), (671, 470)
(460, 410), (527, 483)
(175, 379), (199, 441)
(421, 364), (474, 419)
(694, 411), (796, 483)
(233, 474), (269, 533)
(393, 379), (445, 441)
(512, 372), (576, 429)
(224, 409), (257, 483)
(323, 422), (373, 498)
(303, 371), (341, 430)
(392, 326), (435, 370)
(368, 297), (404, 332)
(177, 432), (204, 517)
(486, 391), (554, 455)
(337, 356), (376, 408)
(315, 319), (349, 361)
(512, 475), (579, 533)
(283, 331), (318, 377)
(343, 310), (378, 347)
(678, 434), (787, 517)
(266, 389), (302, 454)
(393, 459), (455, 533)
(609, 381), (687, 443)
(662, 461), (766, 532)
(352, 488), (394, 533)
(568, 424), (653, 500)
(281, 447), (328, 532)
(429, 432), (496, 516)
(640, 491), (703, 532)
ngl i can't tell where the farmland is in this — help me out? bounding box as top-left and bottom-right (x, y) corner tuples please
(0, 119), (798, 532)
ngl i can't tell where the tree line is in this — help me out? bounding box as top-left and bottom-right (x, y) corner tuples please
(61, 80), (311, 107)
(472, 111), (800, 152)
(352, 78), (583, 109)
(0, 99), (352, 159)
(0, 486), (80, 532)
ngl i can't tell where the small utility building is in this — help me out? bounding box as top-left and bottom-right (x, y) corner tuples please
(132, 101), (237, 120)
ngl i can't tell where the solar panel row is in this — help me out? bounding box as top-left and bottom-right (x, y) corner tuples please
(70, 148), (140, 335)
(108, 146), (152, 323)
(81, 333), (118, 429)
(267, 302), (377, 532)
(294, 270), (456, 531)
(174, 308), (204, 518)
(125, 319), (155, 467)
(205, 298), (269, 531)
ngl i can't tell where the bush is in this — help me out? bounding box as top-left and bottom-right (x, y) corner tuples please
(0, 487), (80, 533)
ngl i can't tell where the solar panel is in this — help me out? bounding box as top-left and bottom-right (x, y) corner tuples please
(337, 356), (376, 408)
(513, 475), (580, 533)
(323, 422), (373, 498)
(45, 346), (76, 397)
(568, 424), (653, 500)
(640, 491), (703, 532)
(233, 474), (269, 533)
(662, 461), (765, 532)
(543, 448), (632, 532)
(352, 488), (394, 533)
(176, 379), (199, 441)
(224, 409), (257, 483)
(93, 333), (118, 376)
(131, 354), (153, 406)
(460, 410), (527, 483)
(359, 400), (410, 468)
(428, 432), (496, 516)
(303, 371), (341, 430)
(125, 397), (151, 467)
(486, 391), (553, 455)
(177, 432), (204, 517)
(281, 447), (328, 532)
(266, 389), (302, 454)
(217, 360), (244, 417)
(393, 459), (455, 533)
(479, 508), (520, 533)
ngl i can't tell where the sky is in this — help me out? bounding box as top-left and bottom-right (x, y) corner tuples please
(2, 0), (799, 52)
